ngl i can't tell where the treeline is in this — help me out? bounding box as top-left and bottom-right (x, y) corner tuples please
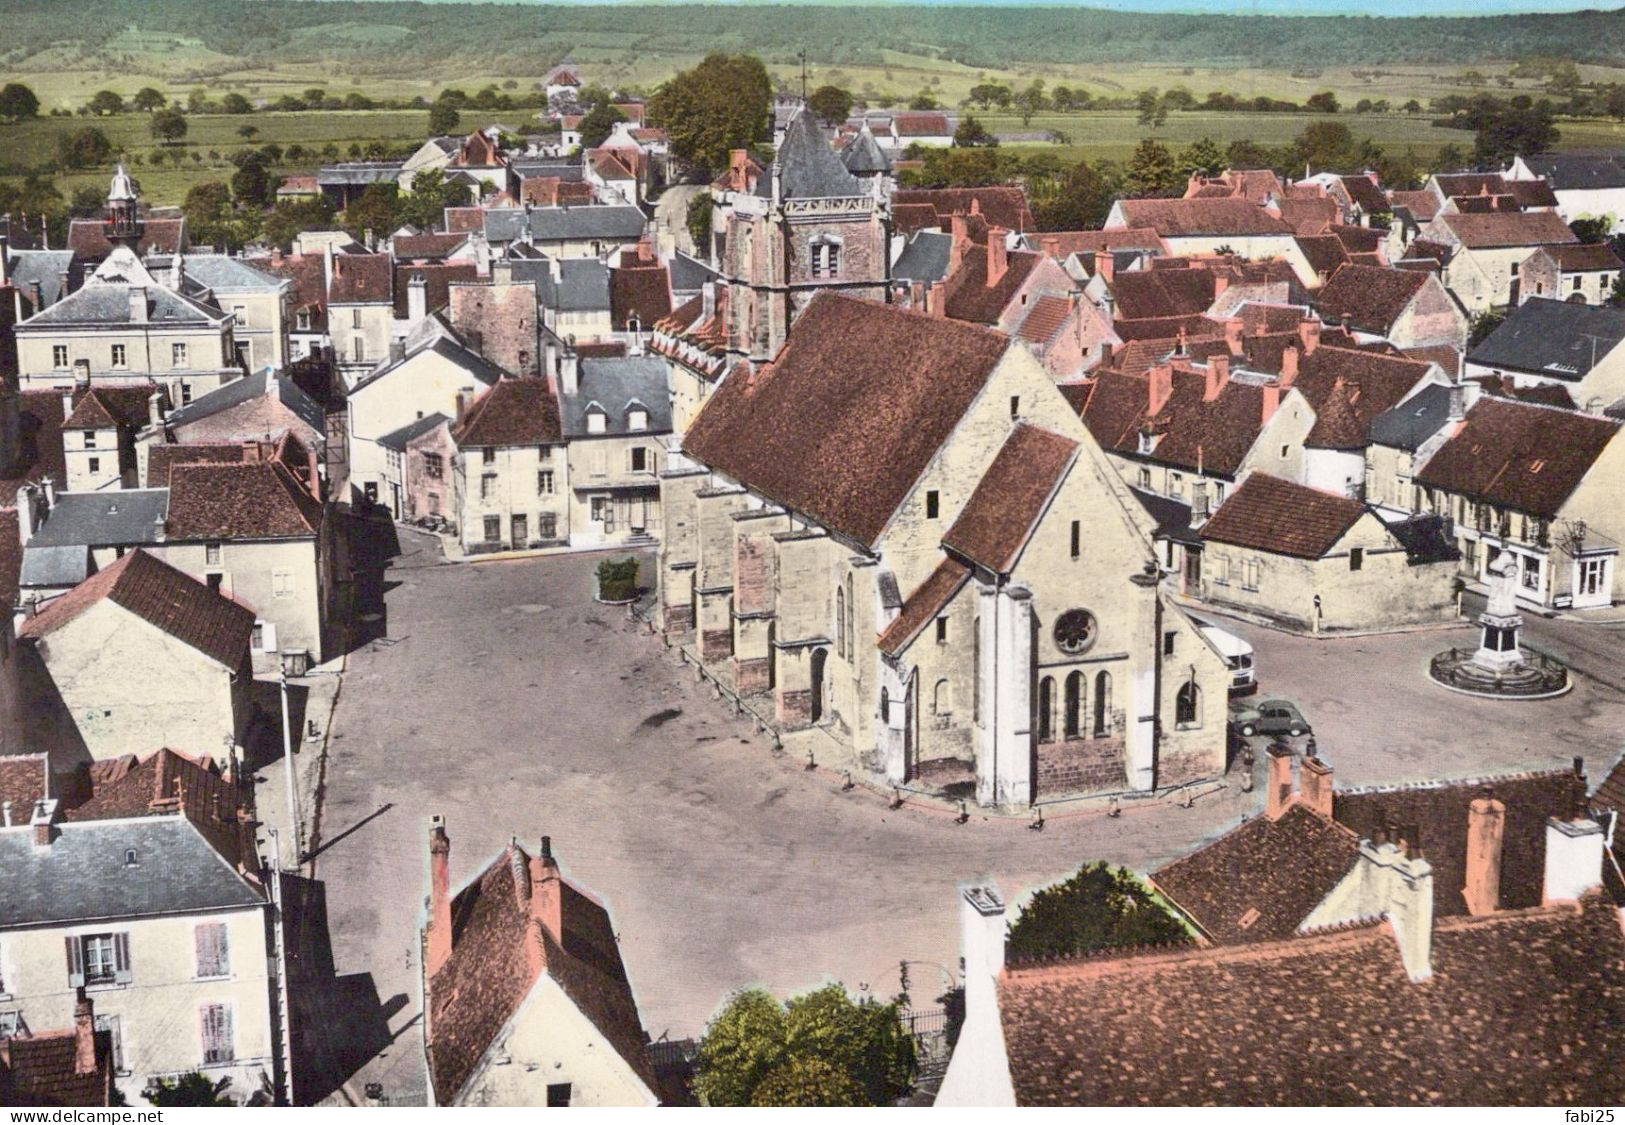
(5, 0), (1625, 73)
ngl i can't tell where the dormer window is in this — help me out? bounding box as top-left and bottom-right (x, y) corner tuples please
(628, 407), (648, 432)
(587, 407), (607, 435)
(297, 309), (311, 331)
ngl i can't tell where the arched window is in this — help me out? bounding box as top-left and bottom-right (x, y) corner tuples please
(1093, 670), (1113, 737)
(933, 678), (952, 716)
(835, 586), (846, 660)
(1176, 680), (1202, 728)
(1037, 676), (1055, 743)
(1064, 672), (1084, 739)
(844, 574), (854, 662)
(810, 235), (843, 280)
(880, 685), (889, 724)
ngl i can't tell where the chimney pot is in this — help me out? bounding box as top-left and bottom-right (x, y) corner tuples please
(1464, 791), (1506, 916)
(1298, 317), (1321, 354)
(1300, 754), (1334, 818)
(1281, 343), (1301, 386)
(1094, 249), (1114, 285)
(986, 227), (1010, 287)
(1265, 744), (1294, 820)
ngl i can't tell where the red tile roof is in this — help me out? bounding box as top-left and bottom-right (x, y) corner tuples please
(329, 252), (393, 304)
(394, 262), (479, 320)
(19, 550), (253, 670)
(394, 232), (470, 261)
(892, 187), (1035, 233)
(66, 216), (186, 260)
(943, 425), (1078, 574)
(609, 263), (672, 331)
(1113, 198), (1291, 238)
(1200, 473), (1367, 559)
(0, 391), (68, 506)
(0, 1027), (113, 1107)
(1033, 229), (1163, 258)
(1273, 197), (1338, 235)
(0, 752), (47, 817)
(1337, 174), (1388, 214)
(1507, 178), (1560, 209)
(1016, 294), (1073, 345)
(1389, 189), (1440, 220)
(893, 111), (951, 137)
(62, 382), (159, 432)
(1545, 243), (1625, 272)
(0, 508), (20, 613)
(1439, 210), (1579, 250)
(942, 247), (1042, 325)
(1328, 224), (1384, 255)
(252, 252), (327, 328)
(1109, 267), (1216, 321)
(1417, 397), (1620, 518)
(997, 892), (1625, 1106)
(145, 442), (255, 488)
(877, 558), (971, 657)
(683, 293), (1010, 548)
(1294, 346), (1433, 449)
(165, 460), (323, 540)
(1316, 263), (1430, 334)
(453, 378), (563, 447)
(445, 206), (487, 234)
(1076, 366), (1269, 479)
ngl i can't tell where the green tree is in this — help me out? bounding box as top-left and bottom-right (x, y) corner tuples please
(1034, 158), (1115, 231)
(0, 82), (40, 122)
(343, 183), (398, 242)
(68, 185), (105, 217)
(577, 101), (628, 150)
(1124, 138), (1180, 197)
(1609, 272), (1625, 308)
(695, 989), (787, 1107)
(749, 1056), (863, 1107)
(428, 100), (461, 135)
(901, 146), (1015, 188)
(1473, 101), (1559, 165)
(303, 88), (328, 109)
(88, 90), (124, 116)
(1135, 87), (1161, 127)
(1306, 90), (1340, 113)
(1006, 861), (1191, 962)
(262, 196), (336, 250)
(344, 92), (375, 111)
(808, 84), (853, 125)
(146, 1073), (234, 1107)
(149, 107), (187, 144)
(1180, 135), (1225, 178)
(782, 985), (913, 1105)
(953, 115), (997, 148)
(967, 83), (1011, 111)
(1014, 80), (1047, 126)
(237, 124), (259, 142)
(1606, 85), (1625, 122)
(230, 157), (274, 209)
(1295, 120), (1363, 171)
(1402, 98), (1423, 114)
(131, 87), (166, 112)
(183, 180), (233, 227)
(398, 167), (473, 231)
(1571, 217), (1610, 245)
(649, 53), (772, 173)
(220, 92), (252, 115)
(1468, 308), (1505, 347)
(59, 126), (113, 170)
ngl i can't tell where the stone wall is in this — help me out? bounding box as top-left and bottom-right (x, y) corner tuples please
(1036, 736), (1126, 797)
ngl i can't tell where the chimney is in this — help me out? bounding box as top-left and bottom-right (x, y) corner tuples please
(1147, 363), (1173, 417)
(1041, 236), (1060, 258)
(928, 280), (946, 317)
(729, 149), (750, 192)
(426, 815), (453, 979)
(454, 391), (467, 423)
(146, 389), (164, 430)
(969, 198), (981, 217)
(73, 989), (97, 1077)
(559, 345), (579, 396)
(170, 254), (185, 292)
(271, 246), (284, 267)
(1448, 382), (1467, 422)
(0, 234), (7, 285)
(1093, 249), (1114, 285)
(407, 273), (428, 324)
(1223, 316), (1243, 355)
(986, 227), (1010, 287)
(1262, 383), (1282, 426)
(1298, 317), (1321, 355)
(1463, 789), (1506, 916)
(959, 883), (1006, 1035)
(1544, 813), (1605, 904)
(363, 228), (375, 251)
(129, 286), (147, 323)
(29, 279), (43, 311)
(701, 280), (716, 321)
(1204, 354), (1229, 401)
(1281, 343), (1300, 386)
(1265, 743), (1294, 820)
(949, 215), (969, 275)
(530, 835), (563, 944)
(1213, 274), (1230, 302)
(1300, 753), (1333, 818)
(31, 797), (58, 848)
(388, 339), (405, 364)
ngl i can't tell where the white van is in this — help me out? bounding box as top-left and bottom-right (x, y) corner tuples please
(1190, 615), (1257, 694)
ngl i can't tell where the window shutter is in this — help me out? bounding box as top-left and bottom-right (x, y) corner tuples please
(65, 936), (85, 987)
(113, 932), (132, 984)
(216, 924), (231, 977)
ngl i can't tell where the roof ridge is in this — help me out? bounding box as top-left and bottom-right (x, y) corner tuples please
(1334, 765), (1575, 797)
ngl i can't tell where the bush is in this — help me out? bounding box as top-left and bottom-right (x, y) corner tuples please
(596, 557), (640, 601)
(1006, 861), (1192, 962)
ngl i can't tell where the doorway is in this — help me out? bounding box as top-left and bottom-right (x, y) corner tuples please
(810, 647), (827, 724)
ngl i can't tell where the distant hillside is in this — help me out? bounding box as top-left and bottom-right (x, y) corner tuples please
(3, 0), (1624, 74)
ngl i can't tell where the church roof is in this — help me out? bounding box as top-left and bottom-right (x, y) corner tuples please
(775, 107), (865, 201)
(841, 127), (892, 175)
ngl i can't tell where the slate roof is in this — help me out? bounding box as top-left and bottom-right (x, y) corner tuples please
(1316, 264), (1429, 333)
(1113, 198), (1291, 238)
(841, 128), (892, 175)
(23, 269), (222, 328)
(561, 357), (671, 438)
(0, 1028), (113, 1106)
(177, 254), (285, 293)
(877, 558), (972, 658)
(941, 247), (1042, 325)
(316, 162), (403, 186)
(682, 294), (1011, 548)
(328, 252), (393, 304)
(0, 509), (19, 608)
(454, 379), (562, 447)
(19, 543), (91, 589)
(377, 413), (451, 453)
(942, 425), (1078, 575)
(609, 263), (672, 330)
(1438, 211), (1578, 250)
(1368, 382), (1455, 451)
(538, 256), (610, 314)
(1520, 154), (1625, 192)
(1416, 397), (1620, 517)
(7, 249), (78, 308)
(26, 490), (168, 550)
(1466, 297), (1625, 380)
(166, 460), (322, 541)
(0, 813), (262, 928)
(483, 205), (647, 245)
(996, 892), (1625, 1106)
(891, 232), (954, 284)
(1200, 473), (1367, 559)
(426, 839), (658, 1105)
(18, 549), (252, 670)
(164, 367), (325, 435)
(774, 107), (865, 200)
(666, 251), (718, 295)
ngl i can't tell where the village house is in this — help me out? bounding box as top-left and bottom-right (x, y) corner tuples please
(1415, 210), (1578, 313)
(446, 266), (542, 378)
(151, 368), (327, 482)
(452, 378), (568, 553)
(0, 989), (116, 1106)
(661, 293), (1227, 807)
(1414, 396), (1625, 610)
(164, 255), (291, 373)
(60, 383), (162, 493)
(1464, 298), (1625, 413)
(650, 285), (727, 438)
(12, 550), (254, 763)
(1102, 199), (1312, 283)
(314, 163), (401, 211)
(15, 488), (171, 606)
(1364, 381), (1464, 518)
(936, 755), (1620, 1106)
(420, 819), (661, 1107)
(1314, 263), (1469, 362)
(1507, 153), (1625, 233)
(0, 748), (281, 1105)
(1298, 171), (1390, 228)
(250, 250), (328, 365)
(481, 206), (648, 260)
(1195, 472), (1458, 633)
(326, 251), (394, 387)
(377, 414), (454, 526)
(1516, 243), (1623, 307)
(559, 352), (667, 547)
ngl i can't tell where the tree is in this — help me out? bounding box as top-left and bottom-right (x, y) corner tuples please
(967, 83), (1011, 111)
(686, 192), (712, 254)
(1006, 862), (1191, 963)
(60, 126), (113, 169)
(0, 82), (40, 122)
(398, 168), (473, 231)
(1571, 217), (1611, 245)
(1124, 138), (1180, 197)
(1306, 91), (1340, 114)
(428, 100), (461, 136)
(131, 87), (166, 113)
(221, 92), (252, 115)
(953, 115), (997, 148)
(237, 124), (260, 142)
(88, 90), (124, 116)
(1295, 120), (1361, 172)
(1135, 88), (1161, 127)
(1468, 308), (1506, 348)
(1474, 100), (1559, 165)
(230, 157), (274, 209)
(577, 101), (627, 150)
(183, 180), (233, 226)
(1609, 272), (1625, 308)
(1402, 99), (1423, 114)
(695, 985), (914, 1107)
(303, 88), (328, 109)
(1180, 135), (1225, 179)
(808, 85), (853, 125)
(649, 53), (772, 173)
(1035, 158), (1115, 231)
(146, 1073), (234, 1107)
(149, 107), (187, 144)
(262, 196), (336, 250)
(908, 90), (940, 111)
(1606, 85), (1625, 122)
(68, 185), (105, 217)
(901, 146), (1014, 189)
(1013, 80), (1047, 126)
(343, 183), (398, 242)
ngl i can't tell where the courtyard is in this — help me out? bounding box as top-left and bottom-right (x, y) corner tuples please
(300, 542), (1625, 1105)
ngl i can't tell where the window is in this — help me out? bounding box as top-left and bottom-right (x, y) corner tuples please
(1280, 445), (1289, 459)
(1574, 274), (1583, 291)
(251, 622), (264, 650)
(1037, 676), (1055, 743)
(205, 542), (222, 566)
(297, 309), (311, 331)
(480, 474), (496, 500)
(95, 1014), (125, 1074)
(87, 457), (100, 474)
(1510, 260), (1519, 276)
(194, 923), (230, 979)
(0, 1011), (24, 1038)
(587, 410), (606, 435)
(547, 1084), (573, 1108)
(538, 512), (557, 540)
(352, 337), (364, 363)
(835, 585), (846, 659)
(1176, 681), (1202, 728)
(351, 308), (362, 330)
(1169, 472), (1184, 498)
(926, 490), (939, 519)
(629, 408), (648, 431)
(68, 933), (130, 987)
(481, 447), (496, 465)
(200, 1004), (234, 1066)
(424, 453), (444, 480)
(1138, 467), (1152, 489)
(232, 304), (245, 325)
(483, 515), (501, 542)
(538, 469), (554, 495)
(180, 382), (193, 406)
(511, 514), (528, 547)
(234, 340), (251, 369)
(1064, 672), (1083, 739)
(1010, 395), (1020, 418)
(810, 239), (841, 279)
(1163, 630), (1176, 656)
(110, 344), (126, 369)
(272, 570), (293, 599)
(933, 679), (952, 716)
(538, 445), (552, 461)
(591, 497), (608, 522)
(935, 616), (948, 644)
(172, 342), (189, 368)
(1214, 482), (1226, 505)
(52, 345), (68, 369)
(1521, 556), (1541, 591)
(630, 446), (648, 473)
(1349, 547), (1363, 572)
(1070, 520), (1081, 559)
(1243, 559), (1261, 591)
(83, 428), (99, 449)
(207, 573), (223, 592)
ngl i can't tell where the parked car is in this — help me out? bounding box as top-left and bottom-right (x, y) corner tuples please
(1230, 698), (1310, 738)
